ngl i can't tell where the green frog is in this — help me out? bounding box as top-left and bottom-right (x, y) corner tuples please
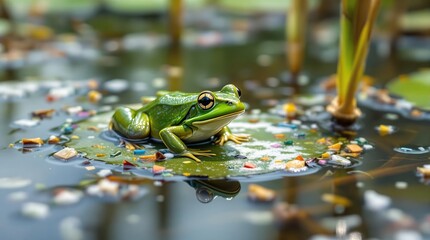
(110, 84), (249, 162)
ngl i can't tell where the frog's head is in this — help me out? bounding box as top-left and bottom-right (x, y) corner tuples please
(183, 84), (245, 130)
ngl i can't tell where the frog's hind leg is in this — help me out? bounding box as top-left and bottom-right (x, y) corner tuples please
(110, 107), (150, 140)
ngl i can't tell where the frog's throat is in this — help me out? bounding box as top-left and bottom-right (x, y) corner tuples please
(191, 110), (245, 130)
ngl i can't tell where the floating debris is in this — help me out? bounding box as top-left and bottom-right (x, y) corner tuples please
(285, 160), (306, 172)
(53, 147), (78, 160)
(91, 179), (119, 196)
(273, 133), (285, 139)
(277, 123), (297, 129)
(244, 162), (256, 169)
(417, 165), (430, 177)
(321, 152), (331, 159)
(345, 144), (363, 153)
(88, 90), (102, 103)
(13, 119), (40, 127)
(21, 202), (49, 219)
(328, 155), (351, 166)
(140, 152), (165, 161)
(97, 169), (112, 177)
(248, 184), (276, 202)
(363, 144), (374, 150)
(284, 140), (294, 146)
(22, 138), (44, 147)
(85, 166), (95, 171)
(123, 160), (135, 170)
(87, 126), (100, 132)
(104, 79), (129, 93)
(328, 142), (342, 152)
(283, 103), (297, 119)
(321, 193), (352, 207)
(270, 143), (282, 148)
(235, 155), (247, 159)
(395, 181), (408, 189)
(61, 124), (74, 135)
(65, 106), (83, 115)
(32, 109), (55, 119)
(47, 87), (74, 100)
(394, 146), (429, 154)
(48, 135), (60, 144)
(133, 149), (146, 155)
(53, 189), (83, 205)
(153, 165), (165, 174)
(376, 124), (395, 136)
(110, 151), (121, 157)
(0, 178), (32, 189)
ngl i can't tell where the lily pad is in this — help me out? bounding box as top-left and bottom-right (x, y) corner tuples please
(387, 69), (430, 111)
(65, 110), (336, 179)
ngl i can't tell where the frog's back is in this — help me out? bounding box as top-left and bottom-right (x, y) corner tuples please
(141, 92), (197, 111)
(138, 91), (197, 134)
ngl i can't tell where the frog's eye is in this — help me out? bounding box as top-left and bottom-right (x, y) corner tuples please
(236, 87), (241, 98)
(198, 92), (215, 110)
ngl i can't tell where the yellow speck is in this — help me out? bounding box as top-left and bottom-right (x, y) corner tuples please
(183, 161), (192, 164)
(260, 156), (270, 161)
(378, 125), (391, 136)
(274, 160), (283, 164)
(71, 135), (80, 140)
(328, 142), (342, 151)
(321, 152), (330, 159)
(316, 138), (326, 144)
(8, 143), (14, 148)
(283, 103), (297, 117)
(183, 173), (191, 177)
(96, 153), (106, 157)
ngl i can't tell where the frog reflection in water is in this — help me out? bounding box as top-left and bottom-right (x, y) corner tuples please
(110, 84), (250, 162)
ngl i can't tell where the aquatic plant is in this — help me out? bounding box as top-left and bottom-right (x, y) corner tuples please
(327, 0), (380, 126)
(287, 0), (307, 77)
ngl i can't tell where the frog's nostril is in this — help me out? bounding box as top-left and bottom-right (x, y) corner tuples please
(227, 101), (233, 106)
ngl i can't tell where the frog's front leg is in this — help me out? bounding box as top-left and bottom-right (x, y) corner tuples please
(215, 126), (250, 146)
(159, 126), (214, 163)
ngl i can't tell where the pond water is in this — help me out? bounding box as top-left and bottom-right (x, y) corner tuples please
(0, 10), (430, 240)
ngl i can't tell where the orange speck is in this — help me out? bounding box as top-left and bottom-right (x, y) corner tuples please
(295, 155), (304, 161)
(274, 133), (285, 139)
(152, 165), (165, 174)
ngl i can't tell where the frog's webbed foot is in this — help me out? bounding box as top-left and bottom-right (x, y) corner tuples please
(179, 149), (216, 163)
(215, 132), (250, 146)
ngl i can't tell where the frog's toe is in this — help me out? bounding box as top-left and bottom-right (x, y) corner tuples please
(215, 135), (228, 145)
(189, 148), (212, 153)
(180, 152), (202, 163)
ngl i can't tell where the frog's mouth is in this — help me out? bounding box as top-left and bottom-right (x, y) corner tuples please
(192, 110), (245, 130)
